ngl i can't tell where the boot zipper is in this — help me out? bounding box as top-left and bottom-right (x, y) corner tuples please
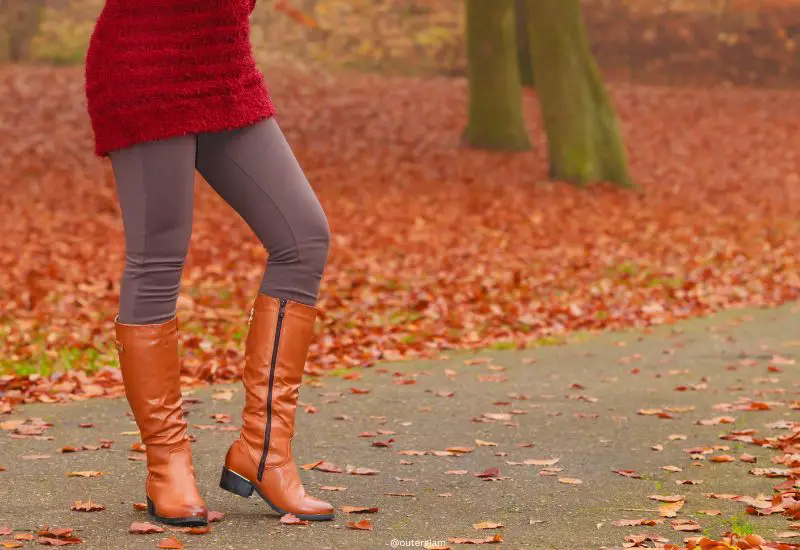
(257, 298), (286, 481)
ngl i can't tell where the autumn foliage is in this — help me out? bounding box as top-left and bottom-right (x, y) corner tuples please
(2, 62), (800, 405)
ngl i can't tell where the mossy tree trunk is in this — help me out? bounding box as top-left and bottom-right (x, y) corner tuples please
(0, 0), (45, 62)
(463, 0), (530, 151)
(525, 0), (632, 187)
(515, 0), (534, 88)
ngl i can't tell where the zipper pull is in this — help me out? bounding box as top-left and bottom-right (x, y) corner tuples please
(278, 298), (287, 318)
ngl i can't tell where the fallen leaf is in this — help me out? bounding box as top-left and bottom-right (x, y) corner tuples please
(345, 520), (372, 531)
(71, 500), (105, 512)
(341, 506), (379, 514)
(558, 478), (583, 485)
(612, 519), (662, 526)
(612, 469), (641, 479)
(347, 467), (379, 476)
(659, 500), (685, 518)
(129, 522), (165, 534)
(279, 514), (309, 526)
(671, 519), (701, 531)
(523, 458), (559, 466)
(472, 522), (503, 530)
(157, 536), (183, 549)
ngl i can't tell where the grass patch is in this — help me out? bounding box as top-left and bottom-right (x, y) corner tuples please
(0, 345), (114, 377)
(729, 514), (756, 537)
(487, 340), (517, 351)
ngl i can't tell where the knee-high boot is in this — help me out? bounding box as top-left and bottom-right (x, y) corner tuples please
(115, 316), (208, 526)
(219, 295), (334, 520)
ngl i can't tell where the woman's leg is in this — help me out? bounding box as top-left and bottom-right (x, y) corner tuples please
(109, 135), (208, 526)
(111, 136), (196, 324)
(195, 117), (334, 521)
(195, 117), (330, 306)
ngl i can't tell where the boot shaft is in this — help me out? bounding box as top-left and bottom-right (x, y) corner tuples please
(114, 316), (187, 446)
(240, 295), (317, 475)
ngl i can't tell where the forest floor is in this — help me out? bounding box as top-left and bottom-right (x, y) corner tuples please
(1, 64), (800, 401)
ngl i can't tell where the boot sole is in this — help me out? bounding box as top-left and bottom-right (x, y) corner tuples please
(146, 496), (208, 527)
(219, 466), (334, 521)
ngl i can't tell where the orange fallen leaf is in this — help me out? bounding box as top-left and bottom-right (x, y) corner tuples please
(157, 536), (183, 549)
(523, 458), (559, 466)
(671, 519), (701, 531)
(648, 494), (685, 502)
(659, 500), (685, 518)
(279, 514), (310, 526)
(612, 519), (662, 526)
(129, 522), (164, 534)
(173, 526), (211, 535)
(558, 478), (583, 485)
(345, 519), (372, 531)
(472, 521), (503, 530)
(347, 466), (379, 476)
(341, 506), (379, 514)
(71, 500), (105, 512)
(612, 469), (641, 479)
(313, 461), (344, 473)
(709, 454), (735, 463)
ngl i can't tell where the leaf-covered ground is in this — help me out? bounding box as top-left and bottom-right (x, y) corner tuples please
(1, 64), (800, 409)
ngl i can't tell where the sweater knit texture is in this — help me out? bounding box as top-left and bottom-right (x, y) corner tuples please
(84, 0), (273, 157)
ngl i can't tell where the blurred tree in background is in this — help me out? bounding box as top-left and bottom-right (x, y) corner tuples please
(463, 0), (530, 151)
(526, 0), (632, 186)
(515, 0), (535, 88)
(462, 0), (631, 187)
(0, 0), (46, 61)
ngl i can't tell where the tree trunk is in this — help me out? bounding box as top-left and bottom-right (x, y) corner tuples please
(463, 0), (530, 151)
(0, 0), (45, 62)
(515, 0), (534, 88)
(526, 0), (632, 187)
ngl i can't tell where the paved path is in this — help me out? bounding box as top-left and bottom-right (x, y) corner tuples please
(1, 305), (798, 549)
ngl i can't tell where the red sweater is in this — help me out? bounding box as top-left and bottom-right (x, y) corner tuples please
(84, 0), (273, 157)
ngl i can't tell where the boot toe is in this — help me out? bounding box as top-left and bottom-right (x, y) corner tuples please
(304, 496), (334, 516)
(184, 504), (208, 519)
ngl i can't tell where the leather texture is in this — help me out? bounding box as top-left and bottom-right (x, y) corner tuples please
(225, 295), (333, 517)
(115, 316), (207, 522)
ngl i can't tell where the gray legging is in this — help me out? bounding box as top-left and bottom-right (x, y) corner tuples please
(109, 117), (330, 325)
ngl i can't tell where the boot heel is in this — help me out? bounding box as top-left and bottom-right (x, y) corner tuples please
(219, 467), (254, 498)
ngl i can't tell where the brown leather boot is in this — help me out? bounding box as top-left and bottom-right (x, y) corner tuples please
(219, 295), (334, 520)
(115, 316), (208, 526)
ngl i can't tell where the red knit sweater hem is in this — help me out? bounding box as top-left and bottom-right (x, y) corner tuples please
(92, 103), (276, 158)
